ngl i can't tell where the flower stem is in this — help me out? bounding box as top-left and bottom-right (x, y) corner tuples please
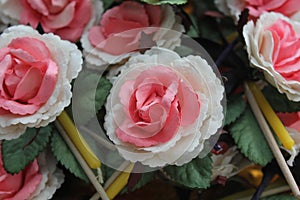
(215, 37), (239, 67)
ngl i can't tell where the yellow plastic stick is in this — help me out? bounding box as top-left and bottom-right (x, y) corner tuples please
(105, 163), (135, 199)
(247, 82), (295, 150)
(57, 111), (101, 169)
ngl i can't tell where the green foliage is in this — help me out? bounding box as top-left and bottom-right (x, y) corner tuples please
(72, 70), (112, 125)
(262, 85), (300, 112)
(131, 171), (156, 191)
(140, 0), (187, 5)
(102, 0), (115, 10)
(50, 129), (89, 182)
(225, 94), (246, 125)
(163, 155), (212, 189)
(229, 106), (273, 166)
(2, 126), (52, 174)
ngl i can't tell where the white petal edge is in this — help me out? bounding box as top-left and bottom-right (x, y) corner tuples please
(0, 25), (82, 138)
(81, 4), (185, 67)
(243, 12), (300, 102)
(29, 150), (64, 200)
(104, 47), (225, 167)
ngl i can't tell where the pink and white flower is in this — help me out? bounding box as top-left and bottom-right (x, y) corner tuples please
(215, 0), (300, 22)
(0, 146), (64, 200)
(29, 150), (64, 200)
(104, 47), (224, 167)
(81, 1), (184, 67)
(0, 145), (42, 200)
(243, 12), (300, 101)
(0, 25), (82, 140)
(0, 0), (102, 42)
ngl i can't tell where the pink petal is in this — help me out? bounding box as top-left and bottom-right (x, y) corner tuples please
(8, 37), (51, 60)
(99, 5), (120, 27)
(0, 173), (23, 199)
(119, 80), (135, 110)
(149, 100), (181, 143)
(20, 0), (41, 28)
(44, 0), (69, 13)
(277, 112), (300, 126)
(0, 48), (10, 61)
(102, 18), (143, 37)
(276, 0), (300, 16)
(248, 0), (286, 10)
(148, 103), (167, 123)
(118, 1), (149, 27)
(0, 145), (22, 199)
(13, 66), (43, 102)
(7, 160), (42, 200)
(283, 69), (300, 82)
(117, 100), (181, 147)
(145, 4), (161, 26)
(116, 128), (159, 147)
(41, 1), (76, 29)
(118, 117), (163, 138)
(14, 64), (31, 78)
(177, 81), (200, 126)
(275, 59), (300, 75)
(67, 0), (91, 27)
(50, 0), (69, 7)
(161, 81), (178, 108)
(27, 0), (49, 15)
(134, 66), (178, 89)
(9, 49), (36, 64)
(4, 72), (21, 97)
(88, 26), (107, 47)
(54, 26), (84, 42)
(28, 60), (58, 105)
(0, 108), (10, 115)
(135, 78), (164, 108)
(0, 97), (40, 115)
(0, 54), (13, 99)
(95, 32), (139, 55)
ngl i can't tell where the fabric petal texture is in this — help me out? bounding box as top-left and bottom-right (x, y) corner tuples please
(243, 12), (300, 101)
(81, 2), (185, 67)
(0, 0), (103, 42)
(0, 25), (82, 140)
(104, 47), (224, 167)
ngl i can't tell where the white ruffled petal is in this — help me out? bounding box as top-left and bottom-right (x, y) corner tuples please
(211, 146), (251, 180)
(243, 12), (300, 102)
(104, 47), (224, 168)
(81, 4), (185, 67)
(29, 150), (64, 200)
(0, 25), (82, 139)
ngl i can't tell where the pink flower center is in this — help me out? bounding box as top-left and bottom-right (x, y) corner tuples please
(266, 19), (300, 82)
(115, 66), (200, 147)
(0, 37), (58, 115)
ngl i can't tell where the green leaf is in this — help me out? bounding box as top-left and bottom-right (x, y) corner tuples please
(131, 171), (156, 191)
(102, 0), (115, 10)
(163, 155), (212, 189)
(228, 106), (273, 166)
(50, 129), (89, 182)
(262, 85), (300, 112)
(225, 94), (246, 125)
(95, 77), (112, 108)
(2, 126), (52, 174)
(261, 194), (298, 200)
(140, 0), (187, 5)
(72, 70), (112, 125)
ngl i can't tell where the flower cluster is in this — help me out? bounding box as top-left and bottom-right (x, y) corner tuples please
(0, 0), (299, 199)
